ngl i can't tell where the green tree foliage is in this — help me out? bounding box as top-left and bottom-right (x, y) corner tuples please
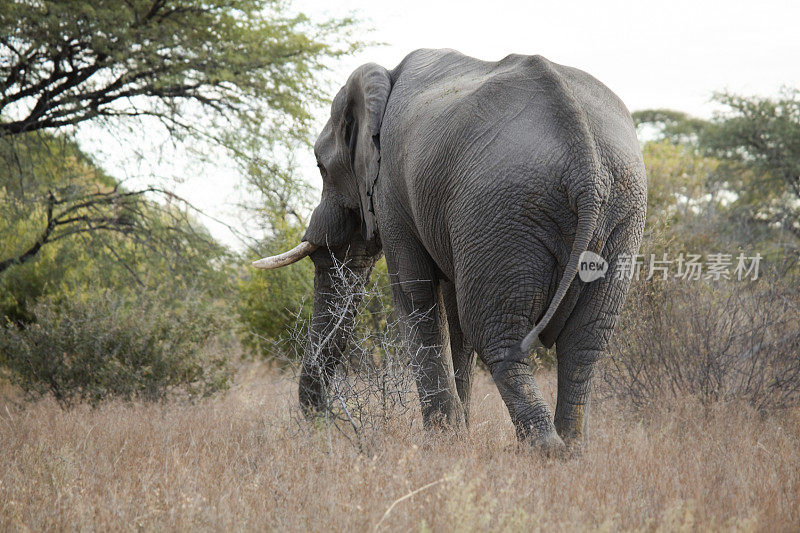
(238, 219), (314, 358)
(0, 130), (230, 324)
(632, 108), (708, 146)
(702, 89), (800, 240)
(635, 89), (800, 262)
(0, 289), (232, 407)
(0, 0), (365, 360)
(606, 95), (800, 412)
(233, 134), (318, 358)
(0, 0), (359, 271)
(0, 132), (237, 404)
(0, 0), (363, 399)
(642, 141), (717, 226)
(638, 140), (728, 255)
(0, 0), (357, 138)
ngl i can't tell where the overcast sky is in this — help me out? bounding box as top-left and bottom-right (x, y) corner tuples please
(310, 0), (800, 116)
(84, 0), (800, 248)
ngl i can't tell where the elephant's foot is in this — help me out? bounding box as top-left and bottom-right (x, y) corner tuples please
(557, 434), (586, 459)
(420, 398), (467, 435)
(514, 415), (567, 456)
(489, 357), (563, 454)
(527, 429), (567, 457)
(555, 403), (590, 456)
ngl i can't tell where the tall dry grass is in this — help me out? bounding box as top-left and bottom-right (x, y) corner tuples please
(1, 362), (798, 531)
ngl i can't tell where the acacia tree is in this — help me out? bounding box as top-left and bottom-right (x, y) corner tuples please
(0, 0), (359, 272)
(0, 0), (355, 135)
(702, 89), (800, 239)
(634, 89), (800, 243)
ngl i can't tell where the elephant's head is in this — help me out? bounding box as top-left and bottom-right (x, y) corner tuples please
(252, 63), (392, 415)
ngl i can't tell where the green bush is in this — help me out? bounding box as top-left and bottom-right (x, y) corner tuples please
(237, 225), (315, 359)
(0, 289), (232, 407)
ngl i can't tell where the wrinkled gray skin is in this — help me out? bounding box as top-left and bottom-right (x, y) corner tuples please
(299, 49), (646, 452)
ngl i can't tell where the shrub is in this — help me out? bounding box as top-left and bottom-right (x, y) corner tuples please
(600, 272), (800, 412)
(0, 289), (232, 407)
(281, 253), (428, 452)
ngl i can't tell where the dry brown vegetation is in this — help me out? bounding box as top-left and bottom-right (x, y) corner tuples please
(1, 361), (798, 532)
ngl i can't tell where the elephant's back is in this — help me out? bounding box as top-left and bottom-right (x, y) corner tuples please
(386, 49), (642, 185)
(381, 49), (646, 283)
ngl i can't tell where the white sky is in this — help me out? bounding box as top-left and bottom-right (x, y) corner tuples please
(312, 0), (800, 116)
(82, 0), (800, 249)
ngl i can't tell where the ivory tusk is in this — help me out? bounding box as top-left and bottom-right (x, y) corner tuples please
(251, 241), (319, 270)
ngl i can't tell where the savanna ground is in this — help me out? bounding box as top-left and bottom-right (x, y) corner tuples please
(2, 360), (798, 532)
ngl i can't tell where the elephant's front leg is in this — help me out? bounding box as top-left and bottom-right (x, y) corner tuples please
(386, 254), (465, 430)
(442, 280), (476, 425)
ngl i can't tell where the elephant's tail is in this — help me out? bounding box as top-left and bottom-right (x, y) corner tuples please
(520, 194), (600, 353)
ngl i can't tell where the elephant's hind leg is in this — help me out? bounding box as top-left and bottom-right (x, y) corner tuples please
(458, 299), (562, 449)
(485, 343), (564, 452)
(455, 258), (565, 451)
(554, 253), (633, 448)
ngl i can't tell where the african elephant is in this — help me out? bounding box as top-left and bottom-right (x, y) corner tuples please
(254, 49), (646, 452)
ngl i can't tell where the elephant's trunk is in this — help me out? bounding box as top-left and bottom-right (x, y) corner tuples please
(298, 246), (376, 417)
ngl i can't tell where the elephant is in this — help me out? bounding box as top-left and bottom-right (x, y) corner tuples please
(253, 49), (647, 452)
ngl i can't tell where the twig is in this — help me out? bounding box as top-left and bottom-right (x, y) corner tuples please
(373, 478), (446, 531)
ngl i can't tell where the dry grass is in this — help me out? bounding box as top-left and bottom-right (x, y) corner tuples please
(1, 362), (798, 532)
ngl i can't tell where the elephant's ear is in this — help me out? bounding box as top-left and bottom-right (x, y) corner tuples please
(343, 63), (392, 243)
